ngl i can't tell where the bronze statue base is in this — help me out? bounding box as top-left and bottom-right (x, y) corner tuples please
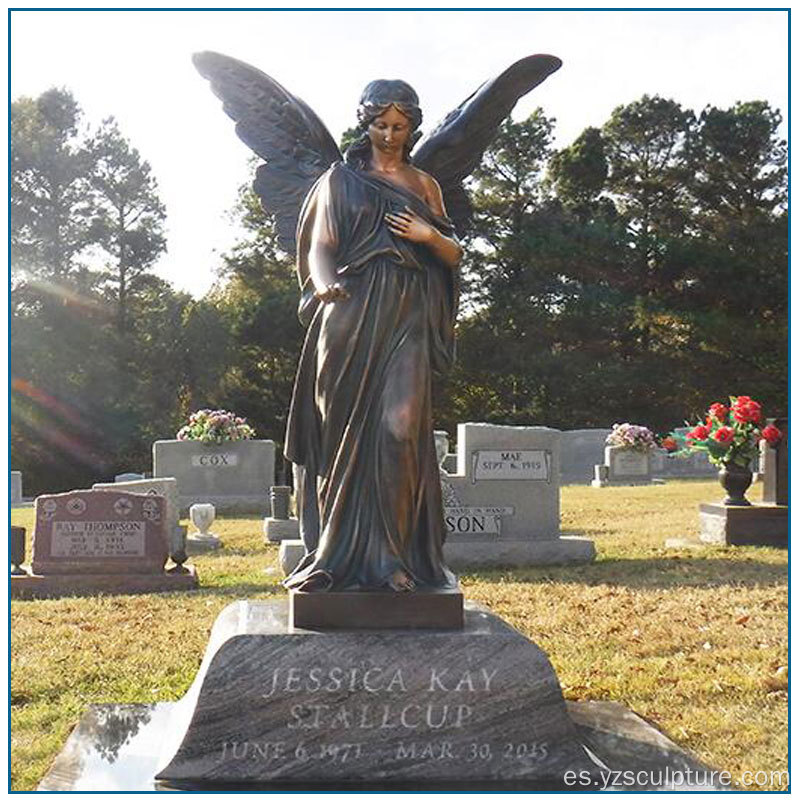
(289, 587), (464, 630)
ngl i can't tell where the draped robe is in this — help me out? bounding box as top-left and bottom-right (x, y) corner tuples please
(283, 162), (457, 592)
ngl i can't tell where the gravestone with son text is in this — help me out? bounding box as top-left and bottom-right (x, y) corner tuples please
(440, 424), (594, 568)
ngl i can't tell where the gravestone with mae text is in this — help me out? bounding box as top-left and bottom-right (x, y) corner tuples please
(441, 424), (594, 568)
(280, 423), (595, 575)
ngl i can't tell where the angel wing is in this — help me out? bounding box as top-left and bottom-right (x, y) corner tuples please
(412, 55), (562, 235)
(192, 51), (342, 256)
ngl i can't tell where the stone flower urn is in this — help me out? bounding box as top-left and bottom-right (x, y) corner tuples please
(189, 503), (216, 540)
(719, 462), (753, 506)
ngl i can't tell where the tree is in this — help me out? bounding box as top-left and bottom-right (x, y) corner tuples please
(10, 88), (94, 280)
(549, 126), (608, 216)
(10, 88), (179, 492)
(87, 118), (166, 334)
(211, 183), (305, 466)
(438, 111), (562, 428)
(681, 101), (788, 411)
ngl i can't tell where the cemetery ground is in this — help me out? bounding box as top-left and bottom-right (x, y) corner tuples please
(10, 479), (787, 791)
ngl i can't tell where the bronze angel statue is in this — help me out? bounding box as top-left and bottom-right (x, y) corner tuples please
(194, 51), (561, 593)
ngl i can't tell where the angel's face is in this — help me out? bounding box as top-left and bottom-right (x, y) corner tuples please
(367, 105), (413, 157)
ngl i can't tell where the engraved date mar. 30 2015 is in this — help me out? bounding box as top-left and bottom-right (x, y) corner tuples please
(395, 740), (549, 761)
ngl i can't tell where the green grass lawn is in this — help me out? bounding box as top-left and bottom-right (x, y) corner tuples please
(10, 479), (788, 790)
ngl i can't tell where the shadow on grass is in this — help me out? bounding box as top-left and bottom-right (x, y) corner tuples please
(466, 557), (787, 590)
(193, 582), (286, 598)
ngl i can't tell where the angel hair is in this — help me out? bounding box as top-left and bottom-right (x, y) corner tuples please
(345, 79), (423, 169)
(356, 79), (423, 131)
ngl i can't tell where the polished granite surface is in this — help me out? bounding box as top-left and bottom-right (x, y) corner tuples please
(36, 600), (725, 791)
(37, 701), (725, 791)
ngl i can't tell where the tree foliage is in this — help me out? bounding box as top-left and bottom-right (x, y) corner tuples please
(10, 89), (179, 493)
(10, 86), (787, 494)
(87, 118), (167, 333)
(448, 96), (787, 436)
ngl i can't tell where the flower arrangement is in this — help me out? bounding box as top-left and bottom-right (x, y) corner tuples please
(665, 396), (782, 468)
(605, 423), (658, 453)
(176, 409), (256, 445)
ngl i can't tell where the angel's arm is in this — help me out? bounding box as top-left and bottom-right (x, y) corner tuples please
(422, 175), (462, 268)
(307, 176), (349, 303)
(384, 175), (462, 269)
(308, 218), (348, 302)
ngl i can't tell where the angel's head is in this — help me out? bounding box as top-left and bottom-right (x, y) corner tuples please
(345, 79), (423, 169)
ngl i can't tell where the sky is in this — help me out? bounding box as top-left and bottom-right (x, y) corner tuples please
(9, 8), (790, 298)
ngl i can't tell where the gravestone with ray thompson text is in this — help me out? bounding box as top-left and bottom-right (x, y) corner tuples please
(11, 489), (197, 598)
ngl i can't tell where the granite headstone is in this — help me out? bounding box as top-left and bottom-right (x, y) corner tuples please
(592, 446), (654, 487)
(153, 439), (275, 514)
(12, 489), (197, 597)
(559, 429), (611, 485)
(154, 600), (601, 785)
(11, 470), (23, 506)
(32, 489), (168, 575)
(440, 424), (594, 568)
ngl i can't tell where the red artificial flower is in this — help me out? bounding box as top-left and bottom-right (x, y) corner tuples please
(661, 436), (678, 452)
(732, 396), (762, 424)
(707, 402), (728, 422)
(688, 424), (711, 441)
(713, 426), (735, 445)
(762, 424), (782, 445)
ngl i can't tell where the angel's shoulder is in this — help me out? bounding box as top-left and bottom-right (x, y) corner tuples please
(410, 166), (441, 192)
(313, 161), (350, 195)
(409, 167), (446, 214)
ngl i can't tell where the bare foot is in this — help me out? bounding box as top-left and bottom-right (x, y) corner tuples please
(388, 570), (415, 592)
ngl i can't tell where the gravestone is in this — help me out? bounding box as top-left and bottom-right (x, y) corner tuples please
(12, 489), (197, 598)
(591, 446), (654, 488)
(651, 449), (717, 479)
(35, 597), (726, 790)
(10, 470), (23, 506)
(93, 478), (181, 546)
(698, 418), (788, 547)
(153, 439), (275, 514)
(762, 418), (788, 505)
(650, 429), (717, 479)
(559, 429), (611, 485)
(155, 600), (600, 785)
(440, 424), (594, 568)
(116, 472), (145, 483)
